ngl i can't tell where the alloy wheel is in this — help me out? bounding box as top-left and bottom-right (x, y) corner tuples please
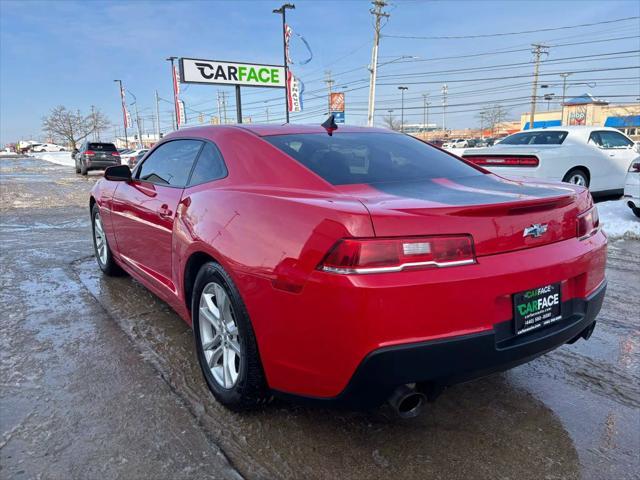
(568, 173), (587, 186)
(93, 212), (108, 266)
(199, 282), (241, 389)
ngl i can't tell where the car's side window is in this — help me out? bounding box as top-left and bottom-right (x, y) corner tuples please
(137, 140), (203, 187)
(588, 132), (602, 147)
(187, 142), (228, 186)
(594, 131), (634, 149)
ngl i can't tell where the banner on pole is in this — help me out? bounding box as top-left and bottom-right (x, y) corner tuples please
(284, 24), (313, 65)
(173, 65), (182, 127)
(120, 86), (132, 130)
(177, 100), (186, 126)
(287, 71), (303, 113)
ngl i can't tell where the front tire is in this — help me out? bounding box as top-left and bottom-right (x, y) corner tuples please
(563, 168), (589, 188)
(91, 204), (124, 276)
(192, 262), (268, 410)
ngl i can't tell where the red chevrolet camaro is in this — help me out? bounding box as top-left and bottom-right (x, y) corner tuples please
(90, 124), (607, 417)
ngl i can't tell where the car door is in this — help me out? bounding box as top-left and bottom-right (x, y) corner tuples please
(589, 130), (637, 191)
(110, 139), (204, 293)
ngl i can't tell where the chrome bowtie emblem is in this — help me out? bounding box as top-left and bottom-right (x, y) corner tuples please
(523, 223), (548, 238)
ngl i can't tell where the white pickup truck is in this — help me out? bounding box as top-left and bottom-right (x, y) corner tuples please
(461, 126), (639, 195)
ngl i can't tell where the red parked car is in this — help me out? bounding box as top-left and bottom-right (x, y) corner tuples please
(90, 124), (607, 417)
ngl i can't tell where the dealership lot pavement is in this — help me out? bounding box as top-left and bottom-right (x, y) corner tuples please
(1, 157), (639, 480)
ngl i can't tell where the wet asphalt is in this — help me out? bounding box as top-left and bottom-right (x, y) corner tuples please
(1, 157), (638, 480)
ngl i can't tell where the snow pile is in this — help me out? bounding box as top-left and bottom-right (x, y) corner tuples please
(32, 151), (74, 166)
(598, 199), (640, 240)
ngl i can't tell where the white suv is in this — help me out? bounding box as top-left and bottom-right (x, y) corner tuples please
(33, 143), (66, 152)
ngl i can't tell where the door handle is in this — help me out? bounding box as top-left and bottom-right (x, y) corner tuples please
(158, 204), (173, 218)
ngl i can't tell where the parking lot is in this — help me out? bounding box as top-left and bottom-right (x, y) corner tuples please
(0, 156), (637, 479)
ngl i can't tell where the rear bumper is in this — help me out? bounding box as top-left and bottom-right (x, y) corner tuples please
(86, 159), (120, 170)
(275, 281), (606, 409)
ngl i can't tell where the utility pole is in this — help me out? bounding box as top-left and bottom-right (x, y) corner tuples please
(366, 0), (389, 126)
(166, 56), (178, 130)
(529, 44), (549, 130)
(560, 72), (571, 105)
(221, 92), (228, 124)
(441, 84), (448, 134)
(398, 86), (408, 132)
(155, 90), (161, 141)
(324, 70), (335, 113)
(113, 79), (128, 148)
(217, 91), (222, 125)
(265, 104), (270, 123)
(273, 3), (295, 123)
(422, 93), (430, 133)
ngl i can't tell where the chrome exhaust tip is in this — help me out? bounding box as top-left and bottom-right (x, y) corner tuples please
(388, 384), (426, 419)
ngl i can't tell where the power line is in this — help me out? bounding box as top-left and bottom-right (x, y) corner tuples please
(384, 16), (639, 40)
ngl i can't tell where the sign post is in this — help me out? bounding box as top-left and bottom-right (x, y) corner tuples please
(329, 92), (345, 124)
(180, 58), (286, 125)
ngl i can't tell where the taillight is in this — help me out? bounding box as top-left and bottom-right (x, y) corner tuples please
(464, 155), (539, 167)
(112, 152), (120, 157)
(319, 236), (476, 274)
(577, 206), (600, 240)
(85, 150), (95, 156)
(629, 161), (640, 172)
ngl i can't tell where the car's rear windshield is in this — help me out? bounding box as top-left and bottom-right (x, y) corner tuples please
(88, 143), (117, 151)
(263, 132), (481, 185)
(499, 131), (568, 145)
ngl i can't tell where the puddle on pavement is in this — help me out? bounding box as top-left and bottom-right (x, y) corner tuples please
(73, 258), (589, 480)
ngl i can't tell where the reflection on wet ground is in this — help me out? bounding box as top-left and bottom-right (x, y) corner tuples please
(1, 157), (639, 479)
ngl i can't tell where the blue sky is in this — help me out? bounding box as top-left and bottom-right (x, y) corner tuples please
(1, 0), (639, 143)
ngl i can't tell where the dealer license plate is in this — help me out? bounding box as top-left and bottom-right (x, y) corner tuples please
(513, 283), (562, 335)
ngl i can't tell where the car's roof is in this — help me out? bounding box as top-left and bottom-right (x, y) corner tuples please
(172, 123), (392, 138)
(520, 125), (623, 134)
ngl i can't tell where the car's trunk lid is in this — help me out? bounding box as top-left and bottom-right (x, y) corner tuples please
(335, 174), (587, 256)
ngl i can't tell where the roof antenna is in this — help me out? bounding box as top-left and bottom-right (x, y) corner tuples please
(321, 114), (338, 136)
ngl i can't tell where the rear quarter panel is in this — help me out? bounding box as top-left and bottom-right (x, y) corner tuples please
(174, 182), (375, 389)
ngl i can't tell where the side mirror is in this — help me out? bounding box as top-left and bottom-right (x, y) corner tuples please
(104, 164), (132, 182)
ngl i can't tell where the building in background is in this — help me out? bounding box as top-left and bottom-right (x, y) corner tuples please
(521, 94), (640, 139)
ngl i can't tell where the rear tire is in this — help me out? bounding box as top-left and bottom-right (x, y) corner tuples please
(192, 262), (268, 410)
(563, 168), (589, 188)
(91, 204), (124, 276)
(80, 161), (88, 176)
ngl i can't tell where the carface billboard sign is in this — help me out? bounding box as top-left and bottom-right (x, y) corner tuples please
(180, 58), (286, 88)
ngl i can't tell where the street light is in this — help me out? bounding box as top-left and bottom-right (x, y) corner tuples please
(543, 93), (556, 111)
(398, 86), (408, 132)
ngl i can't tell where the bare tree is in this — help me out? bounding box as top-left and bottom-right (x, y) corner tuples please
(382, 113), (402, 131)
(477, 104), (509, 136)
(42, 106), (110, 149)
